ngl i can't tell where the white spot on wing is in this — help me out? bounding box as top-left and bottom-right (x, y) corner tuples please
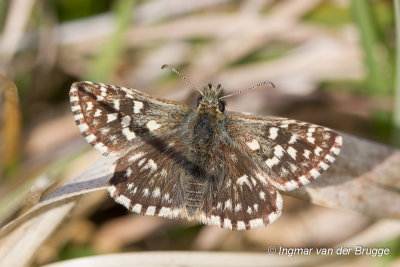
(152, 187), (161, 198)
(237, 221), (246, 230)
(159, 207), (172, 218)
(336, 135), (343, 146)
(146, 120), (161, 132)
(246, 139), (260, 151)
(133, 101), (144, 113)
(310, 168), (321, 178)
(274, 145), (284, 158)
(269, 127), (278, 140)
(107, 113), (118, 123)
(113, 99), (120, 110)
(163, 193), (170, 202)
(122, 127), (136, 140)
(85, 134), (96, 143)
(94, 109), (102, 117)
(299, 175), (310, 185)
(237, 175), (252, 188)
(224, 199), (232, 210)
(100, 127), (110, 134)
(249, 219), (264, 229)
(283, 180), (299, 190)
(326, 154), (335, 162)
(332, 146), (341, 155)
(129, 152), (144, 162)
(138, 158), (145, 167)
(247, 206), (253, 214)
(143, 159), (157, 171)
(234, 203), (242, 212)
(253, 204), (259, 212)
(224, 219), (232, 230)
(108, 186), (116, 197)
(266, 156), (279, 168)
(314, 146), (323, 156)
(287, 146), (297, 160)
(94, 142), (108, 154)
(320, 162), (329, 170)
(132, 204), (142, 213)
(307, 136), (315, 144)
(143, 188), (149, 196)
(289, 134), (298, 144)
(71, 105), (80, 112)
(127, 182), (134, 190)
(115, 195), (131, 208)
(259, 191), (266, 200)
(209, 215), (221, 226)
(86, 102), (94, 110)
(146, 206), (156, 215)
(74, 113), (83, 120)
(290, 163), (298, 172)
(78, 123), (88, 132)
(121, 115), (131, 128)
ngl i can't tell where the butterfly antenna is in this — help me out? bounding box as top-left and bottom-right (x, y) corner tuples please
(219, 81), (275, 100)
(161, 64), (204, 96)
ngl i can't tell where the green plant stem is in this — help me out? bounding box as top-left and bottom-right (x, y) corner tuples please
(352, 0), (390, 95)
(85, 0), (135, 82)
(394, 0), (400, 147)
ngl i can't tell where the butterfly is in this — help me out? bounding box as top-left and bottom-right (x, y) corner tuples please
(69, 64), (342, 230)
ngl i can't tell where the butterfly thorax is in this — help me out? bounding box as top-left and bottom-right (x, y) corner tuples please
(192, 84), (226, 165)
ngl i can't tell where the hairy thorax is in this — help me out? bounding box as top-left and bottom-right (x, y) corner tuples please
(192, 107), (222, 165)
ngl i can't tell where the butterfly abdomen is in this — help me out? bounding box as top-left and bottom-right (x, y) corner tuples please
(182, 174), (206, 217)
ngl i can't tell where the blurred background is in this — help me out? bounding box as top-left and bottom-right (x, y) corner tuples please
(0, 0), (399, 266)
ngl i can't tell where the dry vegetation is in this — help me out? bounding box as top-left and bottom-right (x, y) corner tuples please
(0, 0), (399, 266)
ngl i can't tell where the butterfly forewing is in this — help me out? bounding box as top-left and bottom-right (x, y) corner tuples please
(70, 81), (190, 156)
(226, 113), (342, 191)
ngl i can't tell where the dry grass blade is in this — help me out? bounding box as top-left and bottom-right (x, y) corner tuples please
(0, 0), (36, 72)
(41, 251), (316, 267)
(0, 201), (76, 267)
(0, 74), (21, 178)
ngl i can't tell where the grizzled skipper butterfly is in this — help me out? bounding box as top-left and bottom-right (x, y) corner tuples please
(70, 65), (342, 230)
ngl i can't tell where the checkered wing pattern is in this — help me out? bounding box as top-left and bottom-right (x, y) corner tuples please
(197, 142), (283, 230)
(70, 81), (190, 156)
(226, 113), (342, 191)
(107, 140), (188, 219)
(70, 82), (191, 219)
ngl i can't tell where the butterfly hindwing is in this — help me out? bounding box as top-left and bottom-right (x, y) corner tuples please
(226, 113), (342, 191)
(198, 143), (283, 230)
(108, 142), (186, 219)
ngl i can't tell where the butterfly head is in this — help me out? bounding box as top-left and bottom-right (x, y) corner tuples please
(197, 83), (226, 113)
(161, 64), (275, 114)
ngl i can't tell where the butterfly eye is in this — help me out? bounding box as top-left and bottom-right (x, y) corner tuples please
(218, 100), (225, 112)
